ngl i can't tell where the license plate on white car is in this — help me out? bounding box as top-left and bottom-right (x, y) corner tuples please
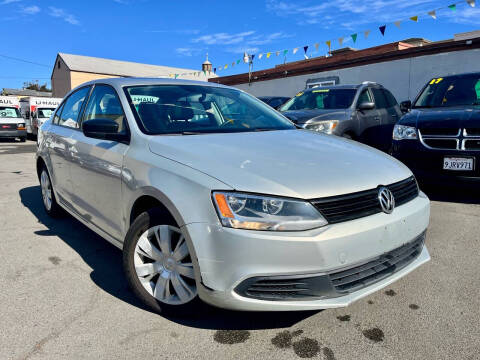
(443, 157), (474, 171)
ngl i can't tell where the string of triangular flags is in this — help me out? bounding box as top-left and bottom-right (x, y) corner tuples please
(168, 0), (476, 78)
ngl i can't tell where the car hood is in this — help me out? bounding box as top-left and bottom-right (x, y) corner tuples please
(282, 109), (349, 124)
(148, 129), (412, 199)
(399, 107), (480, 128)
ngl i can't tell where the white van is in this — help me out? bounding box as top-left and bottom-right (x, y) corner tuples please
(20, 97), (62, 137)
(0, 96), (26, 142)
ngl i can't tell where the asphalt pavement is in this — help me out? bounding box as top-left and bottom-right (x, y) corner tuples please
(0, 139), (479, 360)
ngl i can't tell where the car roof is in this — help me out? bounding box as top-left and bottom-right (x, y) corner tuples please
(432, 72), (480, 79)
(75, 77), (232, 90)
(304, 84), (361, 92)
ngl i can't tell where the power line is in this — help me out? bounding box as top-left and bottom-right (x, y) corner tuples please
(0, 54), (50, 68)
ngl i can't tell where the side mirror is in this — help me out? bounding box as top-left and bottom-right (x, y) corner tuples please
(400, 100), (412, 113)
(82, 119), (129, 143)
(358, 102), (375, 111)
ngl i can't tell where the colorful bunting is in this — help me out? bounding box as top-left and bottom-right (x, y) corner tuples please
(293, 47), (299, 54)
(258, 53), (263, 59)
(448, 4), (456, 11)
(314, 43), (319, 51)
(303, 45), (309, 54)
(428, 10), (437, 19)
(351, 33), (357, 43)
(394, 21), (401, 28)
(251, 54), (255, 61)
(338, 37), (344, 46)
(326, 40), (331, 49)
(267, 52), (271, 58)
(467, 0), (475, 7)
(410, 15), (418, 22)
(364, 30), (371, 39)
(283, 49), (288, 56)
(379, 25), (386, 36)
(276, 51), (280, 56)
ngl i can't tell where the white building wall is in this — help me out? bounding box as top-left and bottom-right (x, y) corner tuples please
(234, 48), (480, 102)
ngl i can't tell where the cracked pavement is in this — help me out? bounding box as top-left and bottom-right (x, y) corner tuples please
(1, 140), (479, 360)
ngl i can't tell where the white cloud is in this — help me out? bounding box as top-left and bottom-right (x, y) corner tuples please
(175, 47), (203, 57)
(266, 0), (440, 29)
(193, 31), (256, 45)
(21, 5), (39, 14)
(146, 29), (201, 35)
(0, 0), (22, 5)
(48, 6), (80, 25)
(227, 46), (260, 54)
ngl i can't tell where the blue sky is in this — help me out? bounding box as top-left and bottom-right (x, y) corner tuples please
(1, 0), (479, 89)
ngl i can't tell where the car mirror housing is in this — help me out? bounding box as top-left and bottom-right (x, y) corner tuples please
(400, 100), (412, 113)
(82, 119), (129, 143)
(358, 102), (375, 111)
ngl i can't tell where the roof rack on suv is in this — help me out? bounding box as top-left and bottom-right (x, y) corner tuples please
(361, 81), (378, 85)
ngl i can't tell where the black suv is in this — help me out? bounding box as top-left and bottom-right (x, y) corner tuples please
(279, 82), (402, 152)
(392, 72), (480, 185)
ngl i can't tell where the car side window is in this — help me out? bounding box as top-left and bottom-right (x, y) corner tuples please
(53, 103), (65, 125)
(371, 88), (388, 109)
(82, 84), (127, 134)
(58, 87), (90, 128)
(383, 89), (398, 108)
(357, 89), (373, 105)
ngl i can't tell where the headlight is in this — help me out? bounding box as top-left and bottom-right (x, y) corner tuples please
(393, 125), (417, 140)
(303, 120), (338, 134)
(212, 192), (328, 231)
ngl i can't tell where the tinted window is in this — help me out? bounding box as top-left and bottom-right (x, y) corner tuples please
(357, 89), (373, 105)
(371, 88), (388, 109)
(125, 85), (294, 135)
(383, 89), (398, 108)
(414, 74), (480, 108)
(280, 89), (356, 111)
(83, 85), (126, 134)
(53, 103), (65, 125)
(269, 98), (286, 108)
(58, 87), (90, 128)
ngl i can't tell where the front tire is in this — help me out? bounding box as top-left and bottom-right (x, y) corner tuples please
(123, 208), (202, 316)
(40, 166), (63, 217)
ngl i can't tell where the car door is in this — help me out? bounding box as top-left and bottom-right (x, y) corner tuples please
(383, 89), (402, 138)
(370, 87), (390, 150)
(355, 87), (380, 146)
(47, 87), (91, 205)
(69, 84), (129, 241)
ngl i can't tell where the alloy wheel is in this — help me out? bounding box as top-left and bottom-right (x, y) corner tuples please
(134, 225), (197, 305)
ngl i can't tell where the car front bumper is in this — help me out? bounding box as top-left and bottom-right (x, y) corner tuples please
(0, 129), (26, 138)
(392, 139), (480, 185)
(184, 192), (430, 311)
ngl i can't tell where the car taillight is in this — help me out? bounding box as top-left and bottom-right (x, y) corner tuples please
(17, 123), (26, 130)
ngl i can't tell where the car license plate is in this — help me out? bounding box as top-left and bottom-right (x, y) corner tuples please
(443, 157), (474, 171)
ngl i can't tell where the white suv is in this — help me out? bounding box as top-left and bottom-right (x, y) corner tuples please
(36, 78), (430, 315)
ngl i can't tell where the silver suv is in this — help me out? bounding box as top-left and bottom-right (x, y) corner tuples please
(36, 78), (430, 315)
(280, 83), (402, 151)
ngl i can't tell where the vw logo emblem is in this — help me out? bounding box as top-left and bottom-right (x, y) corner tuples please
(378, 187), (395, 214)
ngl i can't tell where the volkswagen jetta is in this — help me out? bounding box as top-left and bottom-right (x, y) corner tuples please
(36, 78), (430, 314)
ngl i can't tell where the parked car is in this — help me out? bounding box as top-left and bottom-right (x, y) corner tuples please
(20, 97), (62, 138)
(0, 96), (26, 142)
(36, 78), (430, 315)
(258, 96), (290, 109)
(279, 83), (402, 151)
(393, 72), (480, 186)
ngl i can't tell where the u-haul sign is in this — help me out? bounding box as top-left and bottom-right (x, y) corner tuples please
(0, 96), (20, 107)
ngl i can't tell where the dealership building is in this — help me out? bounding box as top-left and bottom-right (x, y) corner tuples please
(51, 53), (215, 97)
(210, 31), (480, 103)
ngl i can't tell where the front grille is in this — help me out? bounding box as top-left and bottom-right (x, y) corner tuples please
(423, 138), (457, 149)
(419, 128), (480, 150)
(329, 232), (425, 293)
(234, 232), (427, 301)
(310, 177), (418, 224)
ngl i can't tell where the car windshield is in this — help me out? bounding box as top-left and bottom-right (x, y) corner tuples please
(414, 74), (480, 108)
(37, 108), (54, 118)
(0, 106), (21, 118)
(124, 84), (295, 135)
(279, 88), (356, 111)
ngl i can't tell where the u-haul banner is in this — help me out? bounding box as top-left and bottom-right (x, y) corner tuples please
(0, 96), (20, 107)
(30, 97), (62, 108)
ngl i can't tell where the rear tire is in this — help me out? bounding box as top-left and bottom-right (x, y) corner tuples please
(123, 208), (203, 317)
(39, 166), (63, 217)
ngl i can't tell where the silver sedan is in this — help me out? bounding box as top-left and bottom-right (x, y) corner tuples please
(36, 78), (430, 315)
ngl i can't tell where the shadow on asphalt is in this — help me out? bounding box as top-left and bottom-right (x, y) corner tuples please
(19, 185), (318, 330)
